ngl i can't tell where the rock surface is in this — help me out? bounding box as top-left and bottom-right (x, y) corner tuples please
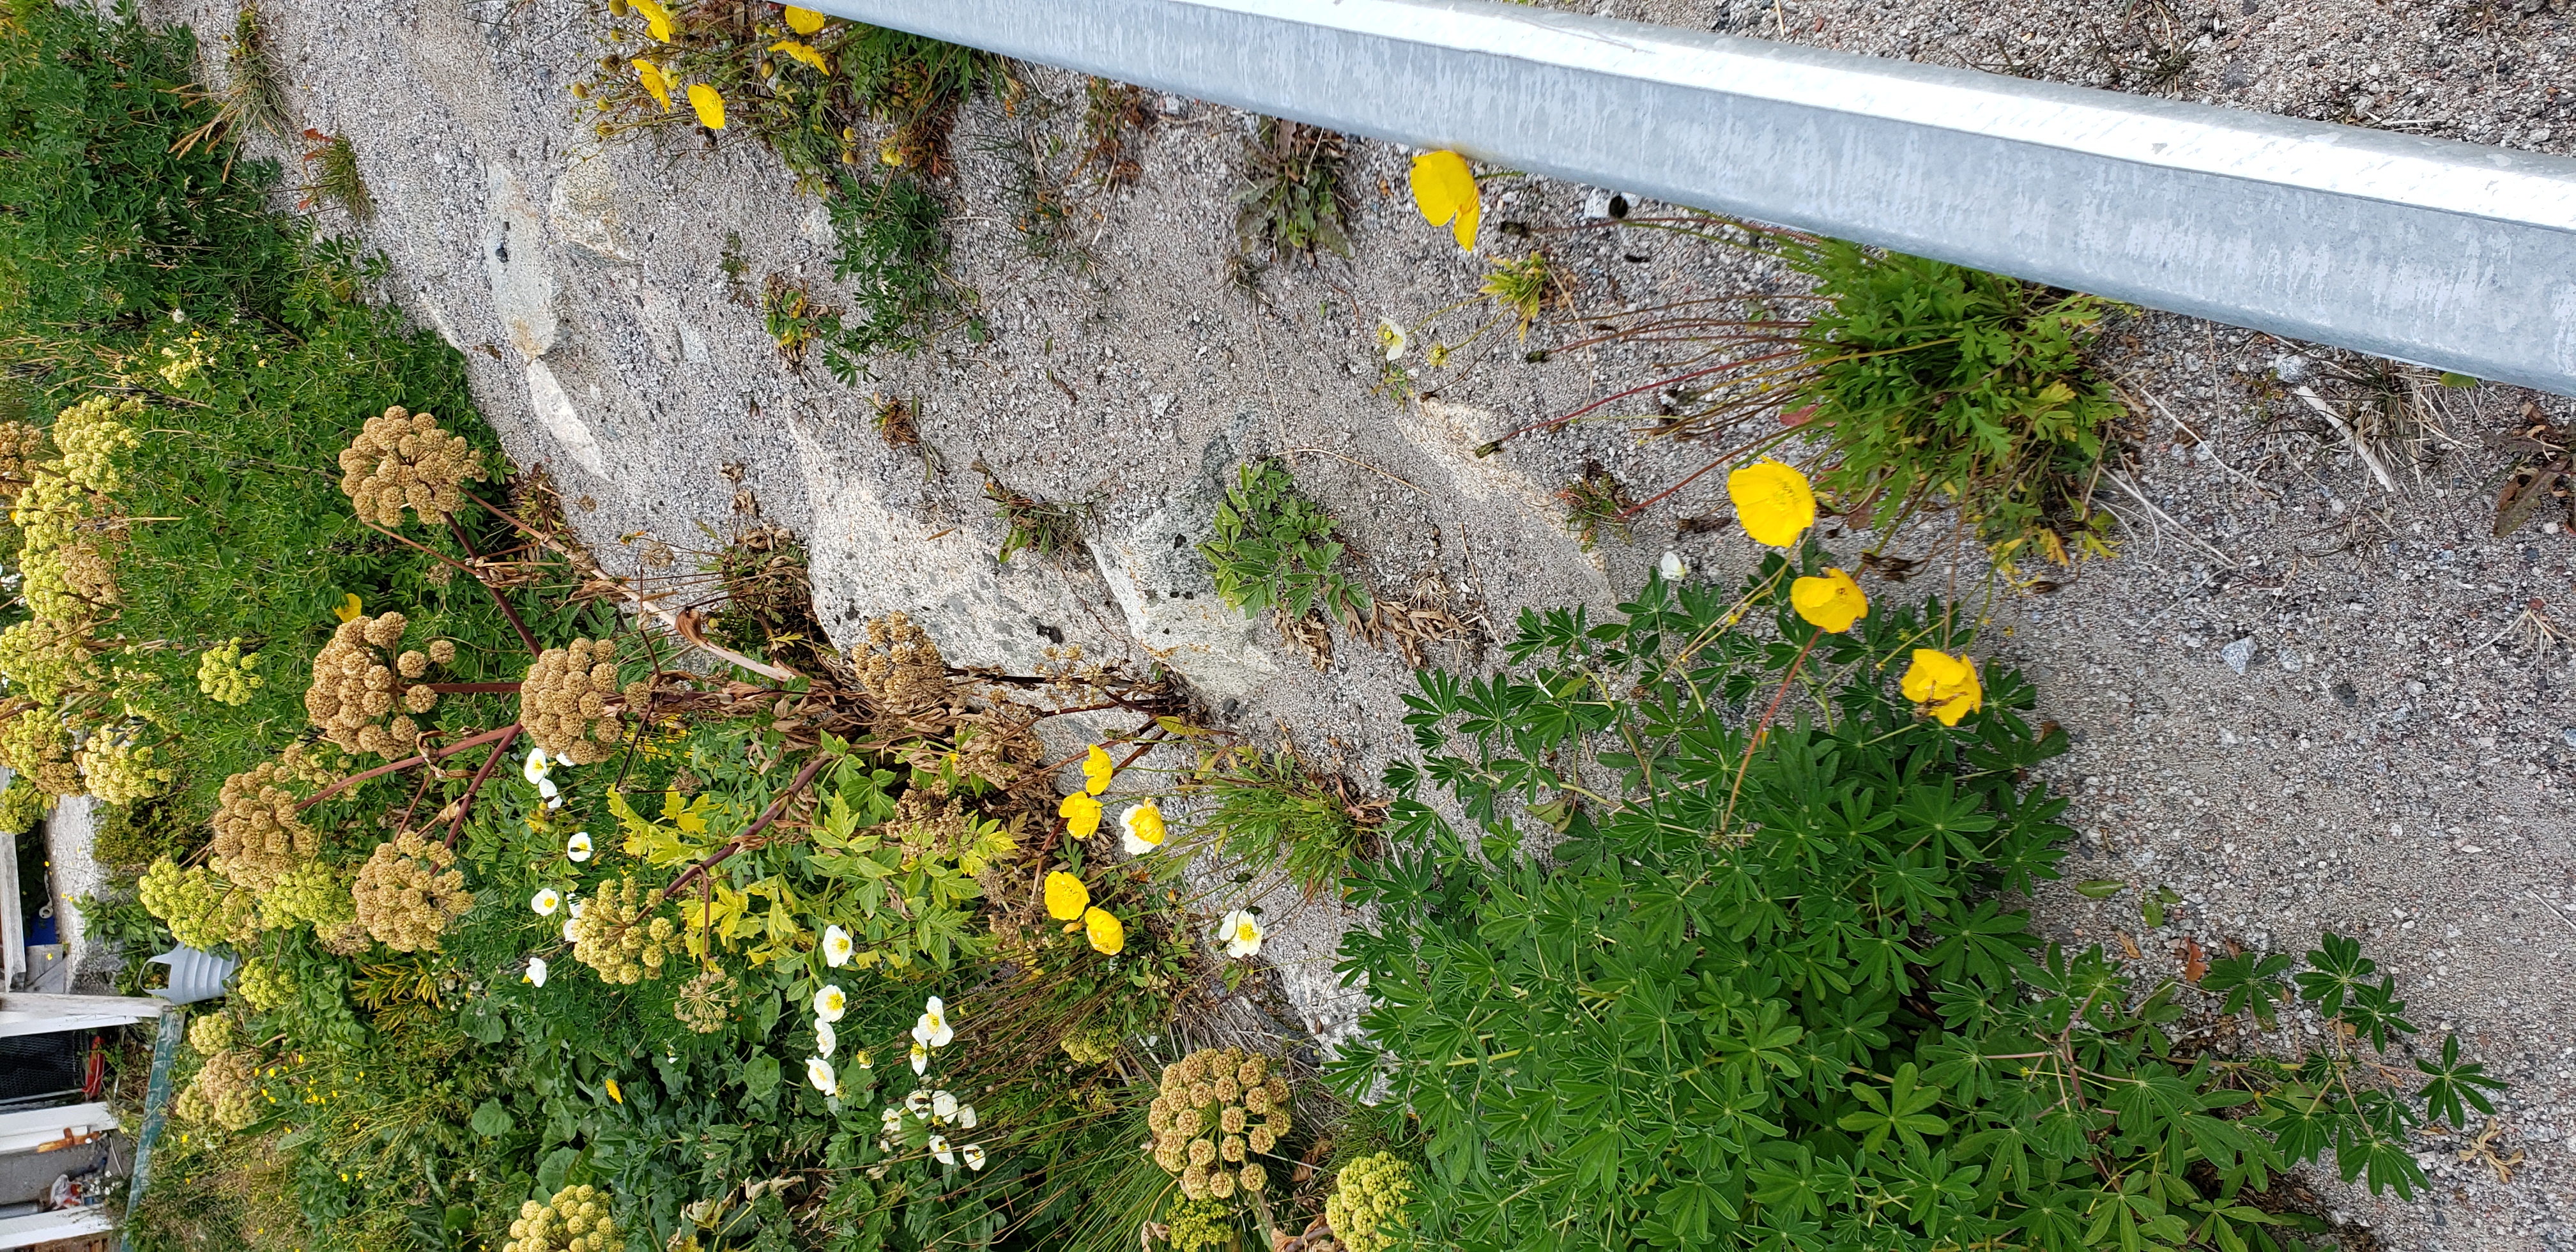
(128, 0), (2576, 1244)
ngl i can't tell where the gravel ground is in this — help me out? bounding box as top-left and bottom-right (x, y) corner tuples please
(123, 0), (2576, 1245)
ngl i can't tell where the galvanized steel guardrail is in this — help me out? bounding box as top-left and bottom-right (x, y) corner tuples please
(808, 0), (2576, 397)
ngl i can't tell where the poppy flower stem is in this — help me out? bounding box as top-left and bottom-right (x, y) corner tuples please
(1720, 626), (1823, 833)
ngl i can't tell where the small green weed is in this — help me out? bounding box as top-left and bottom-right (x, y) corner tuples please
(1190, 742), (1382, 898)
(1200, 459), (1372, 660)
(220, 1), (290, 139)
(296, 129), (372, 222)
(1235, 118), (1349, 259)
(760, 272), (831, 367)
(822, 167), (969, 376)
(979, 464), (1091, 564)
(1552, 461), (1634, 551)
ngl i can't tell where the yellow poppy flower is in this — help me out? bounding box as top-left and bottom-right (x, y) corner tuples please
(1119, 801), (1166, 856)
(687, 82), (726, 130)
(630, 0), (675, 42)
(1082, 907), (1125, 955)
(633, 59), (673, 112)
(1059, 791), (1103, 839)
(783, 4), (825, 33)
(1409, 150), (1480, 251)
(1790, 567), (1868, 634)
(769, 40), (829, 73)
(1899, 649), (1983, 726)
(332, 593), (363, 623)
(1044, 870), (1089, 921)
(1727, 459), (1816, 549)
(1082, 744), (1114, 795)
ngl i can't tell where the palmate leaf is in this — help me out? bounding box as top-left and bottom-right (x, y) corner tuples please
(2414, 1034), (2508, 1128)
(1837, 1064), (1950, 1154)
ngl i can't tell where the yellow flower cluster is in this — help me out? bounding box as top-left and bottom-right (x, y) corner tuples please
(139, 857), (263, 949)
(851, 613), (946, 710)
(197, 638), (264, 705)
(50, 394), (142, 496)
(673, 966), (738, 1034)
(255, 859), (364, 952)
(505, 1184), (619, 1252)
(337, 406), (484, 528)
(1147, 1047), (1290, 1203)
(1324, 1153), (1417, 1252)
(1059, 1021), (1117, 1065)
(1162, 1198), (1238, 1252)
(519, 638), (624, 765)
(233, 958), (297, 1013)
(210, 761), (319, 891)
(0, 707), (82, 796)
(306, 612), (448, 758)
(0, 618), (100, 705)
(78, 735), (174, 805)
(571, 876), (677, 984)
(351, 831), (473, 952)
(0, 778), (45, 836)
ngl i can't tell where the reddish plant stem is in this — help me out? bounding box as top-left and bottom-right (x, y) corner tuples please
(297, 723), (522, 809)
(660, 754), (832, 900)
(1721, 628), (1823, 832)
(445, 724), (523, 848)
(448, 515), (543, 657)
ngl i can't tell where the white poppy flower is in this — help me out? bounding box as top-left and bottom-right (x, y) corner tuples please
(815, 1019), (837, 1059)
(1377, 317), (1409, 362)
(566, 832), (593, 862)
(931, 1090), (958, 1120)
(956, 1104), (978, 1129)
(911, 996), (953, 1048)
(905, 1090), (933, 1117)
(1659, 551), (1689, 582)
(928, 1134), (954, 1166)
(1215, 908), (1265, 959)
(961, 1143), (986, 1171)
(910, 1042), (928, 1075)
(813, 984), (847, 1023)
(532, 889), (562, 917)
(806, 1056), (839, 1097)
(880, 1106), (904, 1131)
(522, 747), (551, 786)
(563, 914), (581, 943)
(524, 956), (548, 987)
(822, 926), (854, 968)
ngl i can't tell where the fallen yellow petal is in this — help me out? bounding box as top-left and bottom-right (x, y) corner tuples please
(687, 82), (726, 130)
(769, 40), (829, 73)
(783, 4), (825, 34)
(332, 593), (363, 623)
(1409, 150), (1480, 252)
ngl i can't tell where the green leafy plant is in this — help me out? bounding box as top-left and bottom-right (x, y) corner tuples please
(1200, 459), (1372, 643)
(1189, 741), (1382, 898)
(822, 167), (970, 376)
(1552, 461), (1634, 551)
(219, 1), (290, 139)
(1235, 118), (1349, 259)
(1330, 553), (2496, 1251)
(295, 129), (371, 221)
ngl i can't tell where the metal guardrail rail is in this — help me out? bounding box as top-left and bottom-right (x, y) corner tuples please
(811, 0), (2576, 397)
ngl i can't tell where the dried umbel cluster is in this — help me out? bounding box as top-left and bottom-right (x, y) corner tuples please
(1148, 1046), (1291, 1202)
(673, 966), (739, 1034)
(1324, 1153), (1416, 1252)
(209, 761), (319, 891)
(852, 613), (946, 710)
(339, 405), (485, 528)
(505, 1184), (619, 1252)
(519, 638), (624, 765)
(307, 612), (455, 758)
(570, 875), (675, 984)
(351, 830), (473, 952)
(0, 419), (46, 496)
(175, 1014), (259, 1132)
